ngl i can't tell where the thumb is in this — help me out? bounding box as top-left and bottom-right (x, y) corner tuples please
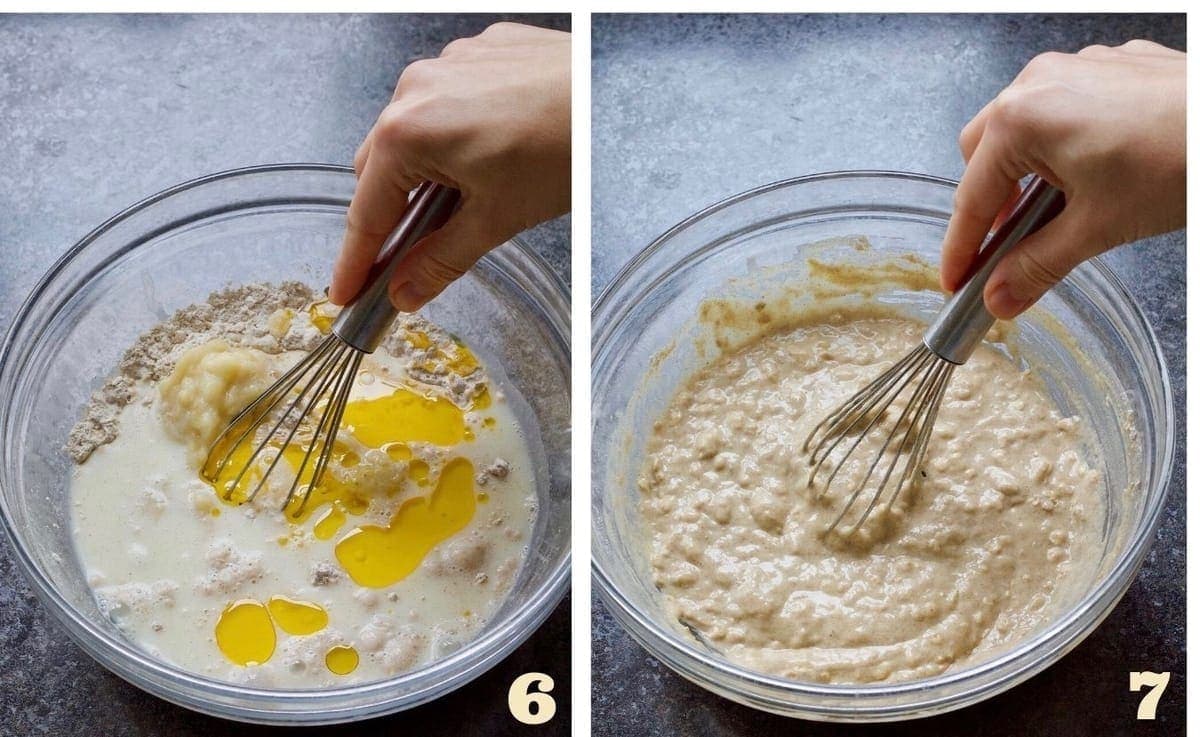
(982, 202), (1104, 319)
(387, 199), (505, 312)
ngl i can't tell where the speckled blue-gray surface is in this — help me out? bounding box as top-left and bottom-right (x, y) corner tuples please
(592, 13), (1185, 735)
(0, 13), (569, 737)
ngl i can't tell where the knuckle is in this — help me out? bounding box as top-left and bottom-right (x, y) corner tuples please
(396, 58), (437, 90)
(375, 100), (438, 150)
(957, 126), (973, 156)
(1077, 43), (1112, 58)
(1022, 51), (1066, 76)
(1014, 249), (1066, 290)
(989, 88), (1033, 133)
(412, 251), (467, 288)
(440, 37), (471, 57)
(483, 21), (521, 36)
(1120, 39), (1159, 53)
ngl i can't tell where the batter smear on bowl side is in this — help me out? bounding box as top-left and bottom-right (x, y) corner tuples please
(68, 282), (537, 686)
(638, 307), (1104, 684)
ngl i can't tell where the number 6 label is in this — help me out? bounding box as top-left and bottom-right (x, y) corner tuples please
(1129, 671), (1170, 720)
(509, 672), (556, 725)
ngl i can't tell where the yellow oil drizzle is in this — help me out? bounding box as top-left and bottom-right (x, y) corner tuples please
(342, 388), (468, 447)
(203, 387), (472, 523)
(267, 595), (329, 636)
(335, 458), (477, 587)
(325, 645), (359, 675)
(313, 504), (347, 540)
(215, 600), (276, 666)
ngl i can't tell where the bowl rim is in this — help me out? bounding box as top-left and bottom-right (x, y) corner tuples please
(591, 169), (1175, 716)
(0, 163), (571, 718)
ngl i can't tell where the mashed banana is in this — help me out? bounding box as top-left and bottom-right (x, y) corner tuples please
(639, 312), (1103, 684)
(159, 341), (268, 465)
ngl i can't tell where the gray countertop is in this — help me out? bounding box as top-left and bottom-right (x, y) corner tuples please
(0, 14), (569, 737)
(592, 13), (1185, 735)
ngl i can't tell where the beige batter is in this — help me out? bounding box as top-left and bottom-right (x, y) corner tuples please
(639, 310), (1103, 684)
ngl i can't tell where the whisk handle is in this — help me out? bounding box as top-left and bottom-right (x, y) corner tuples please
(924, 177), (1065, 364)
(332, 181), (462, 352)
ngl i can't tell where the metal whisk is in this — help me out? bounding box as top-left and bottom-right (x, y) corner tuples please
(803, 177), (1065, 536)
(203, 181), (460, 516)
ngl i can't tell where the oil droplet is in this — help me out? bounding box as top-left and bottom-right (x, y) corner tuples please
(267, 595), (329, 636)
(463, 427), (475, 442)
(326, 645), (359, 675)
(340, 450), (360, 468)
(335, 458), (477, 587)
(444, 339), (479, 376)
(408, 459), (430, 487)
(472, 387), (492, 411)
(406, 330), (431, 350)
(386, 443), (412, 462)
(215, 600), (276, 666)
(277, 535), (289, 547)
(482, 417), (496, 429)
(314, 504), (346, 540)
(211, 507), (222, 517)
(342, 388), (468, 447)
(477, 492), (489, 504)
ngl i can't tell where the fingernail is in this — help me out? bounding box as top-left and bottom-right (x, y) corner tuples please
(389, 282), (431, 313)
(987, 282), (1034, 320)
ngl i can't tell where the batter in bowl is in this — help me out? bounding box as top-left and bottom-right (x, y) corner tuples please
(639, 304), (1103, 684)
(68, 283), (537, 686)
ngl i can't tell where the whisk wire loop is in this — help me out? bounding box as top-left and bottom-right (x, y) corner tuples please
(290, 349), (362, 515)
(237, 339), (348, 504)
(805, 347), (931, 494)
(203, 334), (369, 514)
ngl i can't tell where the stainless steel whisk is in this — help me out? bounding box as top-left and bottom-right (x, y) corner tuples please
(204, 181), (460, 516)
(803, 177), (1065, 536)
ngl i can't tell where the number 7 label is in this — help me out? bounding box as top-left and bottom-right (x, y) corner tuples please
(1129, 671), (1170, 720)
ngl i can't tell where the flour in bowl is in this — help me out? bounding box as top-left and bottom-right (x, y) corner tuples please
(69, 283), (537, 686)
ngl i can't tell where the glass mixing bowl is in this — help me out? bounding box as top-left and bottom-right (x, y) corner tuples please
(592, 171), (1173, 721)
(0, 164), (570, 724)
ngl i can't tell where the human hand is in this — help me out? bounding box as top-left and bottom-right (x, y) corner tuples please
(941, 40), (1185, 319)
(330, 22), (571, 311)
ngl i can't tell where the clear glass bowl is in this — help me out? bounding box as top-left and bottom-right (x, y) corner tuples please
(591, 171), (1173, 721)
(0, 164), (570, 724)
